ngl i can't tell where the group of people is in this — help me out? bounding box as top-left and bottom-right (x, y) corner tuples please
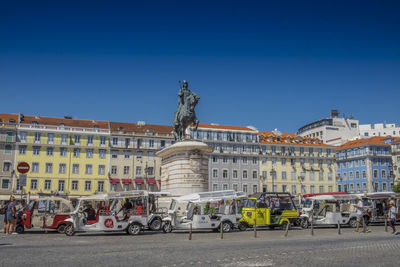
(1, 196), (25, 235)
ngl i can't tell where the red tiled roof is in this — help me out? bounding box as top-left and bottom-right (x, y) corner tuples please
(337, 136), (392, 150)
(258, 131), (333, 147)
(21, 115), (109, 129)
(109, 121), (173, 134)
(196, 124), (257, 132)
(0, 113), (19, 123)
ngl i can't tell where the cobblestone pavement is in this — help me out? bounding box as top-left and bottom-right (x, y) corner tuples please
(0, 225), (399, 266)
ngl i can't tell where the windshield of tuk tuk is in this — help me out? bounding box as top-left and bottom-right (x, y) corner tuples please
(169, 200), (177, 211)
(245, 198), (257, 208)
(303, 199), (313, 208)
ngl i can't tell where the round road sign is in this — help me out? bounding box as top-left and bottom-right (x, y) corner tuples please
(17, 162), (30, 174)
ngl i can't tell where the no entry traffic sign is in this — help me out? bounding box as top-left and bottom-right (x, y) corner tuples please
(17, 162), (30, 174)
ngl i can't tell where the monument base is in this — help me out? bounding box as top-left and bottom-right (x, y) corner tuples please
(156, 140), (213, 196)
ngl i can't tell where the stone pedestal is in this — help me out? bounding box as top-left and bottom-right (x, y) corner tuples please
(156, 140), (213, 196)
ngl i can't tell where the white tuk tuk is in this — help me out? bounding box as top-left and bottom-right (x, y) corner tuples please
(65, 191), (169, 236)
(300, 194), (359, 228)
(162, 190), (246, 233)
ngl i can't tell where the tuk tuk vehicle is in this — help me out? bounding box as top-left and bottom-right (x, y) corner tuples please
(239, 192), (298, 230)
(361, 192), (400, 224)
(162, 190), (246, 233)
(64, 191), (169, 236)
(299, 194), (359, 228)
(16, 197), (73, 234)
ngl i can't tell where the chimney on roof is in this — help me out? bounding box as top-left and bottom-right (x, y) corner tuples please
(137, 121), (145, 127)
(35, 115), (40, 119)
(64, 116), (73, 119)
(330, 110), (339, 118)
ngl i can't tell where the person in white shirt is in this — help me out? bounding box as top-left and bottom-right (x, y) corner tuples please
(387, 200), (397, 234)
(354, 197), (370, 233)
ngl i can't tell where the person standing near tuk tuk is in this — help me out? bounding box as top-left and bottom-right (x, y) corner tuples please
(354, 197), (371, 233)
(5, 196), (17, 235)
(387, 200), (397, 234)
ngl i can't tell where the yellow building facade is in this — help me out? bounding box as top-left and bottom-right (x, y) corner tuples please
(15, 115), (110, 197)
(258, 130), (336, 195)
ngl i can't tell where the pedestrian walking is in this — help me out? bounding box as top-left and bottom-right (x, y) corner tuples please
(387, 200), (397, 234)
(354, 197), (371, 233)
(1, 200), (9, 233)
(5, 196), (17, 235)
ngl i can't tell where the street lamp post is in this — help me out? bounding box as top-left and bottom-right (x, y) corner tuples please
(297, 175), (305, 195)
(270, 169), (276, 192)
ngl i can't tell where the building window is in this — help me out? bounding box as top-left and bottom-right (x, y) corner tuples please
(233, 157), (237, 164)
(349, 172), (354, 179)
(46, 147), (54, 156)
(85, 181), (91, 191)
(362, 183), (367, 192)
(232, 170), (238, 179)
(273, 185), (277, 192)
(355, 171), (360, 179)
(253, 185), (258, 193)
(319, 172), (323, 181)
(100, 136), (106, 145)
(291, 185), (297, 195)
(74, 135), (81, 144)
(85, 164), (93, 174)
(124, 152), (130, 159)
(30, 179), (37, 190)
(112, 137), (118, 146)
(262, 171), (267, 179)
(99, 149), (106, 158)
(373, 170), (378, 178)
(86, 149), (93, 158)
(310, 172), (314, 181)
(252, 171), (258, 179)
(212, 169), (218, 178)
(1, 179), (9, 189)
(124, 166), (130, 175)
(98, 181), (104, 193)
(58, 180), (65, 193)
(310, 185), (315, 194)
(328, 186), (333, 192)
(44, 180), (51, 190)
(59, 163), (66, 174)
(87, 135), (94, 145)
(242, 157), (247, 164)
(382, 170), (386, 178)
(136, 166), (141, 176)
(98, 165), (105, 175)
(72, 164), (79, 174)
(223, 157), (228, 163)
(272, 158), (277, 166)
(61, 134), (68, 144)
(281, 158), (286, 166)
(319, 185), (324, 193)
(34, 132), (41, 142)
(222, 169), (228, 179)
(242, 170), (248, 179)
(291, 171), (296, 181)
(3, 162), (11, 172)
(149, 140), (154, 148)
(223, 184), (228, 190)
(213, 184), (218, 191)
(243, 184), (248, 193)
(233, 184), (238, 191)
(111, 166), (117, 175)
(252, 157), (257, 164)
(32, 162), (39, 173)
(362, 159), (366, 166)
(328, 172), (333, 181)
(291, 159), (296, 166)
(33, 146), (40, 155)
(20, 132), (27, 142)
(71, 181), (78, 191)
(212, 156), (218, 163)
(282, 171), (287, 180)
(19, 146), (26, 155)
(60, 147), (67, 157)
(362, 170), (367, 178)
(112, 151), (118, 158)
(45, 163), (53, 173)
(73, 148), (80, 157)
(47, 133), (54, 144)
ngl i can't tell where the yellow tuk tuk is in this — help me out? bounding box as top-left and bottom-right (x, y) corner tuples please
(238, 192), (298, 230)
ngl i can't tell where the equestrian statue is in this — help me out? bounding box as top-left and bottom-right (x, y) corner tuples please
(173, 80), (200, 141)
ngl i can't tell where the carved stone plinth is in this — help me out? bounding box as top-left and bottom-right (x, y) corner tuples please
(156, 141), (213, 196)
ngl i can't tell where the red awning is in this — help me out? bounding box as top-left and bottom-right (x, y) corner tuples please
(147, 179), (156, 184)
(134, 179), (144, 184)
(109, 178), (120, 184)
(122, 179), (132, 184)
(157, 180), (161, 184)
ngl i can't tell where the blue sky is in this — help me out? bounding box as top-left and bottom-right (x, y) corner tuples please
(1, 0), (400, 133)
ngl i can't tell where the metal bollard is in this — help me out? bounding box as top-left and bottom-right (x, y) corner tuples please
(311, 214), (314, 236)
(338, 221), (341, 235)
(189, 223), (192, 240)
(254, 218), (257, 238)
(362, 217), (366, 233)
(220, 222), (223, 239)
(284, 221), (290, 237)
(385, 218), (388, 232)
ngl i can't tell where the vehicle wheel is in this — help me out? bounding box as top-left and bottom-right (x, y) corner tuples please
(15, 225), (24, 234)
(162, 222), (173, 233)
(300, 218), (309, 229)
(65, 225), (75, 236)
(128, 223), (141, 235)
(149, 218), (162, 231)
(221, 221), (232, 233)
(238, 222), (247, 231)
(57, 224), (67, 234)
(349, 218), (357, 228)
(281, 221), (290, 230)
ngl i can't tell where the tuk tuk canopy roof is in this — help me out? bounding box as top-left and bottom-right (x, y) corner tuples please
(78, 191), (170, 201)
(307, 194), (359, 201)
(174, 190), (246, 203)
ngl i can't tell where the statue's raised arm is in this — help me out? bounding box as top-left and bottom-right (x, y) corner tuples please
(173, 80), (200, 141)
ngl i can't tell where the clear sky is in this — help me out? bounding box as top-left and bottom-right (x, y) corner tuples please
(1, 0), (400, 133)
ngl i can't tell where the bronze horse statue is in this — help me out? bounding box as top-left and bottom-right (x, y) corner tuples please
(173, 91), (200, 141)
